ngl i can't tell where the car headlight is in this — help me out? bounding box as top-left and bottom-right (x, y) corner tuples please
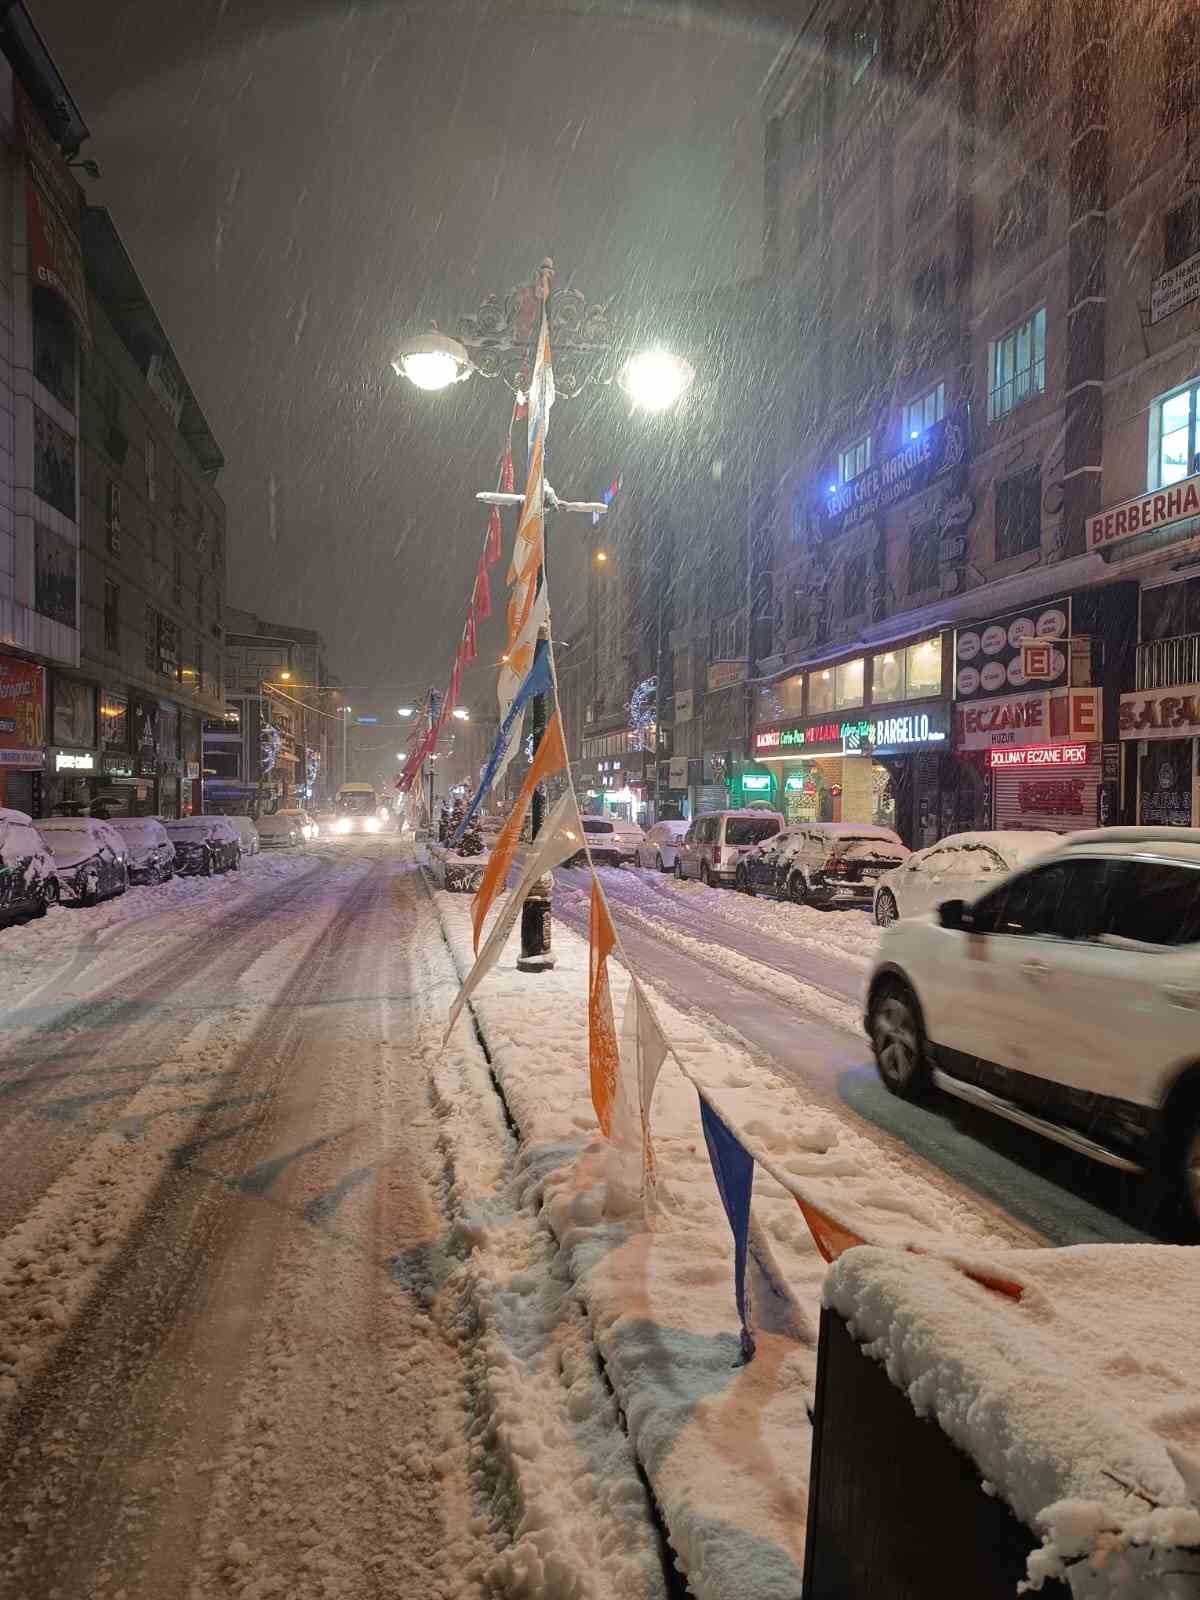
(365, 817), (380, 833)
(335, 818), (351, 834)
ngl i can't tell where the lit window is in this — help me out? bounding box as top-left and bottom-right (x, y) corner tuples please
(871, 651), (905, 704)
(839, 434), (872, 484)
(905, 637), (942, 698)
(1150, 381), (1200, 488)
(988, 306), (1046, 421)
(808, 668), (836, 714)
(835, 657), (864, 708)
(903, 382), (945, 439)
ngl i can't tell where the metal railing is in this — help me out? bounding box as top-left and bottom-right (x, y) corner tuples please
(1136, 633), (1200, 689)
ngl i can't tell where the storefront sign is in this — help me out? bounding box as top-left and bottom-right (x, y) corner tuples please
(186, 761), (201, 780)
(957, 691), (1048, 750)
(989, 744), (1088, 770)
(674, 690), (694, 722)
(668, 755), (689, 789)
(1086, 473), (1200, 552)
(741, 772), (773, 792)
(101, 693), (129, 751)
(1151, 250), (1200, 325)
(1119, 684), (1200, 740)
(955, 601), (1069, 699)
(34, 406), (76, 520)
(0, 654), (46, 767)
(54, 749), (95, 772)
(707, 659), (747, 692)
(15, 83), (91, 345)
(102, 755), (134, 777)
(130, 693), (159, 777)
(52, 676), (95, 748)
(755, 702), (951, 757)
(817, 409), (967, 539)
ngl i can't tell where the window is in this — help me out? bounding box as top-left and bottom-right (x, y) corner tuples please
(791, 493), (808, 544)
(905, 636), (942, 697)
(988, 306), (1046, 420)
(1160, 13), (1200, 129)
(146, 435), (156, 502)
(840, 225), (868, 301)
(908, 518), (939, 594)
(1108, 862), (1200, 947)
(103, 580), (119, 653)
(910, 130), (947, 223)
(755, 675), (804, 726)
(872, 651), (905, 704)
(840, 434), (872, 484)
(844, 553), (868, 615)
(903, 382), (945, 439)
(198, 640), (205, 696)
(835, 657), (865, 707)
(105, 481), (122, 554)
(1165, 197), (1200, 272)
(995, 465), (1042, 560)
(197, 573), (206, 621)
(32, 287), (75, 412)
(971, 859), (1118, 939)
(993, 13), (1048, 131)
(845, 8), (879, 90)
(809, 667), (836, 713)
(1141, 577), (1200, 642)
(1150, 381), (1200, 488)
(993, 158), (1048, 265)
(911, 258), (946, 319)
(173, 548), (183, 608)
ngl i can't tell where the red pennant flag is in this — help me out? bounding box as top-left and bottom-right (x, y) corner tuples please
(485, 506), (503, 568)
(473, 555), (492, 618)
(462, 607), (477, 664)
(499, 441), (514, 494)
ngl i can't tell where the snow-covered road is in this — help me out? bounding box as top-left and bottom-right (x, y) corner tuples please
(554, 864), (1153, 1247)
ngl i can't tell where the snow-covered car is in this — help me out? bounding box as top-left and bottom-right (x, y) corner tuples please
(225, 815), (260, 858)
(37, 817), (129, 905)
(872, 830), (1060, 927)
(0, 809), (58, 921)
(864, 827), (1200, 1226)
(110, 817), (176, 885)
(571, 815), (644, 868)
(676, 810), (784, 887)
(257, 809), (311, 848)
(636, 819), (689, 873)
(163, 816), (242, 876)
(737, 821), (908, 906)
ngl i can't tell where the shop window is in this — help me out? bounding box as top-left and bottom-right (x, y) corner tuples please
(910, 129), (947, 224)
(910, 257), (946, 320)
(903, 382), (945, 440)
(1150, 380), (1200, 488)
(1165, 197), (1200, 272)
(995, 464), (1042, 560)
(103, 581), (119, 653)
(840, 434), (872, 484)
(809, 667), (836, 713)
(908, 518), (939, 594)
(1141, 577), (1200, 642)
(844, 553), (868, 615)
(1160, 13), (1200, 129)
(835, 657), (865, 708)
(993, 158), (1048, 266)
(988, 306), (1046, 420)
(871, 651), (906, 704)
(32, 287), (75, 413)
(906, 636), (942, 698)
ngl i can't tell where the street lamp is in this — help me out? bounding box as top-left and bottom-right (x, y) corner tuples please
(451, 706), (470, 721)
(398, 705), (414, 716)
(391, 328), (473, 391)
(619, 348), (695, 413)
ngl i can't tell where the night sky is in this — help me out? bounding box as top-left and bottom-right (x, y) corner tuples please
(33, 0), (785, 717)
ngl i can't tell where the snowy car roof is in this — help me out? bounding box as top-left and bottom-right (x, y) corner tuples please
(0, 807), (33, 827)
(781, 821), (902, 841)
(164, 816), (235, 837)
(910, 830), (1061, 864)
(111, 818), (170, 840)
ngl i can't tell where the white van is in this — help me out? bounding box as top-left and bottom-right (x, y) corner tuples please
(675, 809), (784, 887)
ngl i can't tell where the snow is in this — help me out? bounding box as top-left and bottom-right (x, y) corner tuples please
(433, 871), (1017, 1600)
(824, 1245), (1200, 1595)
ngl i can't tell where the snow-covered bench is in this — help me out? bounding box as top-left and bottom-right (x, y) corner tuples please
(807, 1245), (1200, 1598)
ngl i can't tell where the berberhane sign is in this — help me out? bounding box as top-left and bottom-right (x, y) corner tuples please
(1086, 472), (1200, 551)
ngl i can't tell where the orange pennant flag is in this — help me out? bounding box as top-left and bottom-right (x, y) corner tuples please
(588, 878), (619, 1137)
(471, 711), (567, 953)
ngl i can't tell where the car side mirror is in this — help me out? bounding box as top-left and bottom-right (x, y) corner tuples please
(937, 898), (971, 931)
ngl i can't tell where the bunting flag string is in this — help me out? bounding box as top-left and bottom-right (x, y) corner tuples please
(698, 1098), (756, 1361)
(587, 878), (620, 1138)
(473, 556), (492, 620)
(461, 606), (477, 664)
(452, 635), (553, 843)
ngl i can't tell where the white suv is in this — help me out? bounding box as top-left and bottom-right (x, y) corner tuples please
(864, 828), (1200, 1227)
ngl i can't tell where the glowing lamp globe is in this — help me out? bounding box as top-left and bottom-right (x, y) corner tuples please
(619, 349), (695, 413)
(392, 330), (472, 392)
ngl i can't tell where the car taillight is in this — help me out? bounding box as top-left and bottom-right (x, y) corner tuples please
(713, 846), (722, 866)
(823, 852), (846, 877)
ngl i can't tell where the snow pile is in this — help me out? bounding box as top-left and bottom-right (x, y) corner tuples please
(824, 1245), (1200, 1595)
(646, 868), (881, 967)
(428, 842), (489, 893)
(432, 880), (1013, 1600)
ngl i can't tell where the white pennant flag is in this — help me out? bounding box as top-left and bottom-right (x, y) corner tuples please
(622, 974), (670, 1205)
(444, 788), (584, 1042)
(494, 586), (551, 790)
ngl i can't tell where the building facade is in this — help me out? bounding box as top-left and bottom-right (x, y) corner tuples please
(754, 0), (1200, 843)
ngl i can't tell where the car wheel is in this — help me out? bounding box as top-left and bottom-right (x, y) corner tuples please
(674, 859), (684, 880)
(868, 980), (930, 1100)
(655, 852), (665, 873)
(875, 889), (899, 928)
(788, 872), (808, 905)
(81, 872), (100, 908)
(700, 862), (712, 887)
(201, 850), (214, 877)
(736, 864), (754, 896)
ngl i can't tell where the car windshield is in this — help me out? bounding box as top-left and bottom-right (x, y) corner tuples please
(582, 819), (613, 834)
(725, 819), (780, 846)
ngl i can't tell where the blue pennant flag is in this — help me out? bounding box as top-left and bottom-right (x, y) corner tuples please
(699, 1095), (756, 1361)
(452, 639), (553, 842)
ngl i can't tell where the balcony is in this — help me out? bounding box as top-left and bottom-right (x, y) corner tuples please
(1136, 633), (1200, 690)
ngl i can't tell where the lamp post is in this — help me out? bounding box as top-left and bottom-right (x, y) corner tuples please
(394, 261), (695, 970)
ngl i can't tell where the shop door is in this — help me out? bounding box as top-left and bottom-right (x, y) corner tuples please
(1138, 739), (1195, 827)
(2, 771), (36, 816)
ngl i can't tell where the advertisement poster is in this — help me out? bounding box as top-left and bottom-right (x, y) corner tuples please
(955, 600), (1069, 701)
(52, 677), (95, 748)
(34, 406), (76, 520)
(0, 655), (46, 764)
(130, 694), (159, 775)
(34, 521), (77, 628)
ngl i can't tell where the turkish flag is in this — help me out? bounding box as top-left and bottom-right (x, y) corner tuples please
(473, 556), (492, 618)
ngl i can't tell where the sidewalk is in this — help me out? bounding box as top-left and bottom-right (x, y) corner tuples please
(431, 872), (1018, 1600)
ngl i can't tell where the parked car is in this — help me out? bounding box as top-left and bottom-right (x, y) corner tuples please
(676, 810), (784, 887)
(258, 809), (311, 849)
(570, 815), (645, 868)
(110, 817), (176, 885)
(863, 827), (1200, 1227)
(164, 816), (242, 876)
(872, 830), (1060, 927)
(636, 820), (689, 873)
(37, 817), (129, 905)
(0, 808), (58, 921)
(225, 815), (261, 858)
(737, 821), (908, 906)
